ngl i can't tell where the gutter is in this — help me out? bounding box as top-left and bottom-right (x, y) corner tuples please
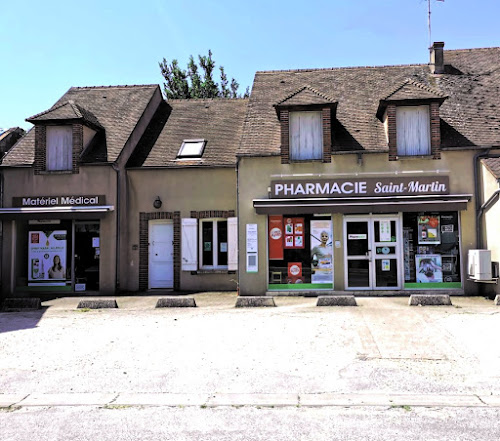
(112, 163), (121, 291)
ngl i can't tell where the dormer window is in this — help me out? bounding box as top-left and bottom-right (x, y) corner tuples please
(396, 105), (431, 156)
(377, 79), (447, 161)
(274, 86), (337, 164)
(46, 126), (73, 171)
(289, 111), (323, 161)
(177, 139), (206, 159)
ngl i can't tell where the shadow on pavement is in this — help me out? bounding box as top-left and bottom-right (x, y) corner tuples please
(0, 307), (49, 334)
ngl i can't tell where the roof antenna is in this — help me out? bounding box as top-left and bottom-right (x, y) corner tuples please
(428, 0), (445, 48)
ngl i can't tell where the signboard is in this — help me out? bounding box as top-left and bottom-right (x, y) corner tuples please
(13, 195), (106, 207)
(28, 230), (67, 286)
(287, 262), (303, 284)
(270, 176), (449, 199)
(310, 220), (333, 284)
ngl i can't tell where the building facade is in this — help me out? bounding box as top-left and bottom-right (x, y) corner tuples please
(236, 43), (500, 297)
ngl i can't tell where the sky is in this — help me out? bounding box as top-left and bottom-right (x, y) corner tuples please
(1, 0), (499, 131)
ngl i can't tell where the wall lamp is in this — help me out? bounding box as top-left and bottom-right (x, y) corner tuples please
(153, 196), (162, 209)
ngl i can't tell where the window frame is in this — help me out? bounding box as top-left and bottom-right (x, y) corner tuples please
(198, 218), (229, 270)
(177, 139), (206, 159)
(46, 125), (73, 171)
(288, 110), (324, 161)
(395, 105), (431, 157)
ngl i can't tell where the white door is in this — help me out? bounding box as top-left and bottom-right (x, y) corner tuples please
(344, 215), (402, 290)
(149, 221), (174, 289)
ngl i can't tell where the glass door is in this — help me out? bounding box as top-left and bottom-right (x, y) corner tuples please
(344, 215), (402, 290)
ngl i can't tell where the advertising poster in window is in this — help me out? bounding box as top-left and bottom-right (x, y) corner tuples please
(28, 230), (67, 286)
(268, 215), (284, 260)
(415, 254), (443, 283)
(284, 217), (305, 249)
(310, 220), (333, 284)
(418, 215), (441, 244)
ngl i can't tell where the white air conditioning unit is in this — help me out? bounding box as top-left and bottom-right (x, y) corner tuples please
(468, 250), (492, 281)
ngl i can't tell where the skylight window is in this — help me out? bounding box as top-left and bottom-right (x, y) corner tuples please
(177, 139), (206, 158)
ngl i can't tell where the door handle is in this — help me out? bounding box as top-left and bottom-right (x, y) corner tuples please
(366, 249), (372, 260)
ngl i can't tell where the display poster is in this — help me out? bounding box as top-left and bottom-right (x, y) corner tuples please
(415, 254), (443, 283)
(418, 215), (441, 245)
(268, 215), (284, 260)
(246, 224), (258, 272)
(28, 230), (67, 286)
(287, 262), (303, 284)
(379, 219), (391, 242)
(284, 217), (305, 249)
(310, 220), (333, 284)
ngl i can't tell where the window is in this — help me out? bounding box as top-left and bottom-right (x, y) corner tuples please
(200, 219), (227, 268)
(396, 106), (431, 156)
(289, 111), (323, 160)
(177, 139), (206, 158)
(181, 217), (237, 271)
(46, 126), (73, 171)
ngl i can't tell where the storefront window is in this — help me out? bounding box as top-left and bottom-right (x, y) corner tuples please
(268, 214), (333, 290)
(403, 212), (461, 288)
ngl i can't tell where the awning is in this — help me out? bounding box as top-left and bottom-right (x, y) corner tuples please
(253, 194), (472, 215)
(0, 205), (114, 220)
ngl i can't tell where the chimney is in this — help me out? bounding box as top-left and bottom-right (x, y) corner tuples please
(430, 42), (445, 74)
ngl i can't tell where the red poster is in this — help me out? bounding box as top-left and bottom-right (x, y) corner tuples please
(268, 215), (284, 260)
(287, 262), (303, 284)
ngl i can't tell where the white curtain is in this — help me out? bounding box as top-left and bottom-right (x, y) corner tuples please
(396, 106), (431, 156)
(46, 126), (72, 170)
(289, 111), (323, 160)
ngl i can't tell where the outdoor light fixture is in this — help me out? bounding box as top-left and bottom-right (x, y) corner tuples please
(153, 196), (162, 209)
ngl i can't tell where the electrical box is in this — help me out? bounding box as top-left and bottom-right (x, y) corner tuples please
(468, 250), (492, 281)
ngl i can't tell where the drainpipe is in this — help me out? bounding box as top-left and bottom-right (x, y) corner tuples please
(112, 163), (121, 291)
(474, 149), (500, 248)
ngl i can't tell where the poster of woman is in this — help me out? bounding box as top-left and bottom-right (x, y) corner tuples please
(28, 230), (67, 286)
(310, 220), (333, 284)
(415, 254), (443, 283)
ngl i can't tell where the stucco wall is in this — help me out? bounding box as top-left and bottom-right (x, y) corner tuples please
(481, 163), (500, 295)
(1, 165), (117, 294)
(237, 150), (480, 296)
(126, 167), (237, 292)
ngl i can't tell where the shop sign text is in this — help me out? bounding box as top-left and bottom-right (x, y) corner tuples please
(13, 195), (106, 207)
(271, 177), (449, 199)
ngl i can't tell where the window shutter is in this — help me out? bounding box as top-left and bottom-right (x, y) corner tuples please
(289, 111), (323, 160)
(227, 217), (238, 271)
(181, 218), (198, 271)
(396, 106), (430, 156)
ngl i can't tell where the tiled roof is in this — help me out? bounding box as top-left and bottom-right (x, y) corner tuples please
(275, 86), (337, 106)
(3, 85), (159, 166)
(482, 158), (500, 180)
(239, 46), (500, 156)
(26, 100), (103, 129)
(382, 79), (447, 101)
(129, 98), (248, 168)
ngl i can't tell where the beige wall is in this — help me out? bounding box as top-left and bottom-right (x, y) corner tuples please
(237, 151), (480, 296)
(1, 165), (117, 295)
(126, 167), (237, 292)
(481, 163), (500, 295)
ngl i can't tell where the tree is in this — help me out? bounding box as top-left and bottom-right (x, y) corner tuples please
(159, 50), (249, 99)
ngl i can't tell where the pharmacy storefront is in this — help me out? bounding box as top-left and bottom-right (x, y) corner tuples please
(252, 175), (470, 293)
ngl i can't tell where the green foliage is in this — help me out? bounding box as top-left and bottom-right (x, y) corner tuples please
(159, 50), (248, 99)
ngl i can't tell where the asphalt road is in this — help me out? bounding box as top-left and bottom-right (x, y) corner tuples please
(1, 293), (499, 440)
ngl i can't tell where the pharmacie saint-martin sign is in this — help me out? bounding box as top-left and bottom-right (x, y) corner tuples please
(271, 177), (449, 199)
(13, 195), (106, 207)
